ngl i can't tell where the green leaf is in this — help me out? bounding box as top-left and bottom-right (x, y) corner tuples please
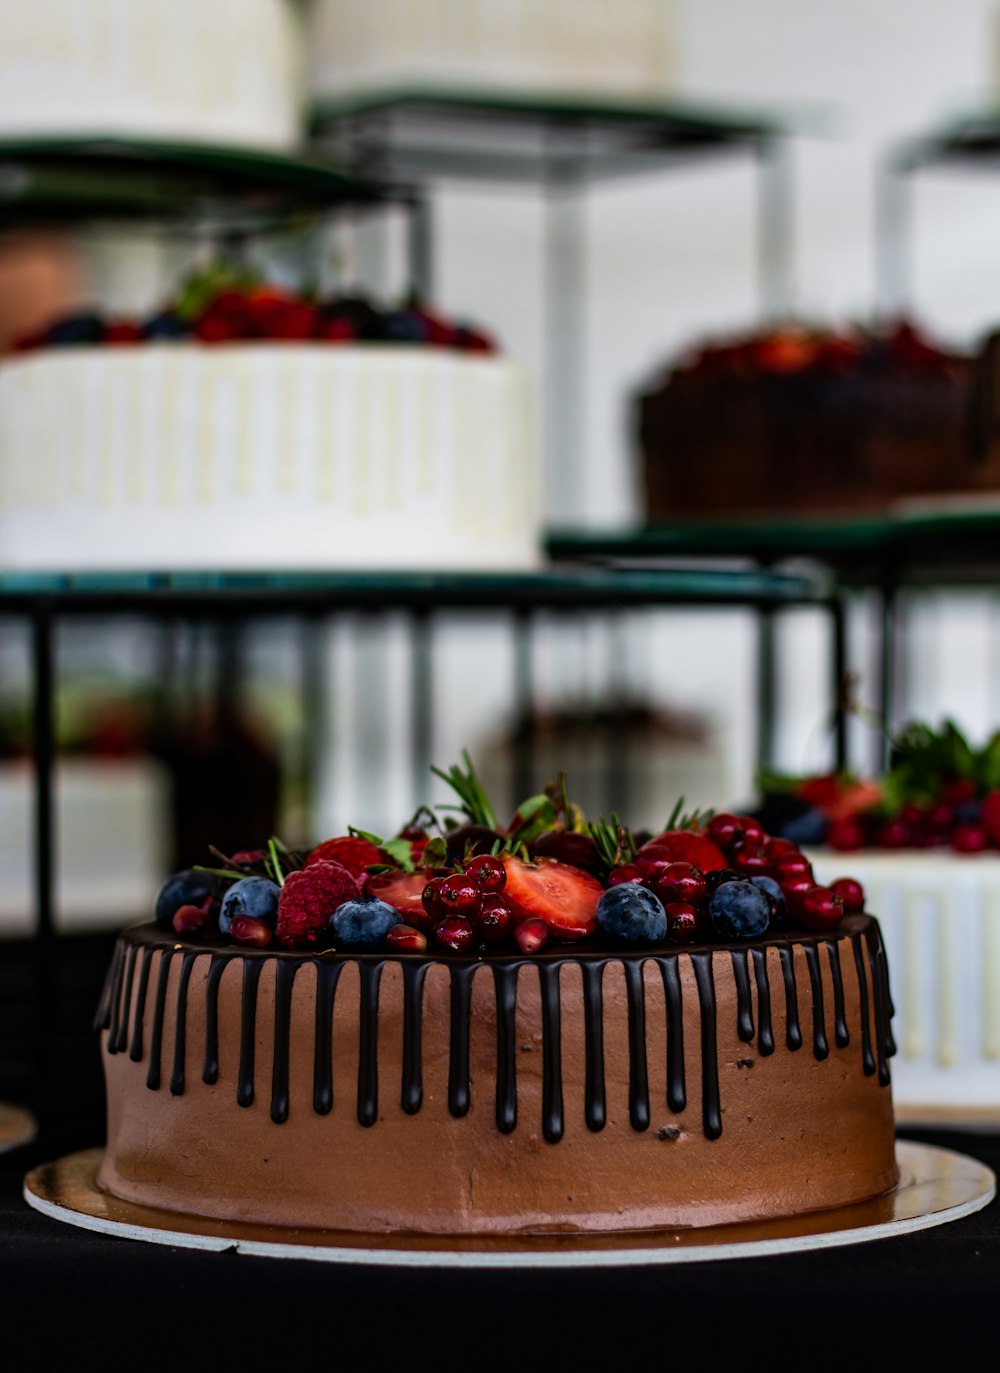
(379, 838), (415, 872)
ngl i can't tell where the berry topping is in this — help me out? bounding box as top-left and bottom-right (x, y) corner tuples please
(650, 862), (706, 908)
(529, 830), (603, 875)
(706, 812), (745, 850)
(596, 885), (668, 943)
(227, 915), (273, 947)
(750, 875), (787, 926)
(514, 917), (550, 954)
(306, 835), (385, 878)
(708, 880), (771, 939)
(501, 856), (602, 940)
(366, 871), (431, 925)
(172, 903), (209, 936)
(607, 863), (646, 887)
(437, 872), (481, 914)
(799, 885), (845, 932)
(475, 895), (513, 942)
(664, 902), (699, 944)
(829, 877), (864, 913)
(154, 869), (216, 927)
(730, 844), (769, 876)
(219, 877), (281, 935)
(773, 853), (814, 882)
(330, 897), (399, 949)
(952, 824), (988, 854)
(705, 868), (741, 893)
(385, 924), (429, 954)
(464, 854), (507, 892)
(826, 817), (866, 852)
(276, 861), (359, 950)
(638, 831), (728, 872)
(434, 916), (477, 953)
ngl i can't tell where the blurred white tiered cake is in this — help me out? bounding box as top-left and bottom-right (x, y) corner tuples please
(0, 0), (303, 148)
(308, 0), (677, 102)
(0, 345), (540, 571)
(810, 850), (1000, 1123)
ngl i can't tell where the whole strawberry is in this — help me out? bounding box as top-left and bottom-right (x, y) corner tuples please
(276, 860), (359, 949)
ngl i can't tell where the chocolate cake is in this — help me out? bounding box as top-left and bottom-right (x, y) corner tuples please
(94, 776), (899, 1235)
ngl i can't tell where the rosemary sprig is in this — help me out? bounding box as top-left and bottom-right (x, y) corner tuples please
(430, 750), (499, 830)
(588, 813), (637, 873)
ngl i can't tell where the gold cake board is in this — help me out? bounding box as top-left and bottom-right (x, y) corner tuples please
(23, 1142), (995, 1268)
(0, 1103), (36, 1155)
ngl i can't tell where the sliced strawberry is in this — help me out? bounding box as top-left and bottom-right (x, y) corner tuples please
(638, 831), (727, 872)
(366, 871), (431, 927)
(501, 856), (601, 941)
(307, 835), (386, 878)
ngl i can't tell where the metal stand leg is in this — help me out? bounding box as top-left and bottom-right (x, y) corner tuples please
(410, 610), (433, 804)
(406, 194), (433, 302)
(757, 138), (794, 320)
(301, 616), (328, 844)
(755, 605), (777, 775)
(876, 581), (899, 772)
(544, 178), (585, 522)
(513, 610), (535, 804)
(31, 602), (56, 1081)
(874, 161), (911, 325)
(831, 594), (849, 773)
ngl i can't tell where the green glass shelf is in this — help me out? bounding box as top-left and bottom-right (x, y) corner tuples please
(0, 135), (387, 227)
(894, 110), (1000, 172)
(0, 564), (827, 612)
(308, 86), (784, 184)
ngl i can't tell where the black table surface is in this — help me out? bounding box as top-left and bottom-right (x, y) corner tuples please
(2, 935), (998, 1366)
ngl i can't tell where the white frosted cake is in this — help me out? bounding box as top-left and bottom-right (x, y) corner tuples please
(308, 0), (677, 103)
(810, 849), (1000, 1122)
(0, 0), (302, 149)
(0, 345), (540, 571)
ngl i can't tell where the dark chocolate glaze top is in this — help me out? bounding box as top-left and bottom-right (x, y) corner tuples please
(97, 917), (894, 1143)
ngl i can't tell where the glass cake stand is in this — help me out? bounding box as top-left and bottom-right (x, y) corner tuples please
(23, 1141), (994, 1268)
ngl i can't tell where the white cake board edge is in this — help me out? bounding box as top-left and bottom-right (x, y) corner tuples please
(23, 1142), (995, 1268)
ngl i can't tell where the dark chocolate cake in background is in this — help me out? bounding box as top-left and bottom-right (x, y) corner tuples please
(637, 319), (997, 518)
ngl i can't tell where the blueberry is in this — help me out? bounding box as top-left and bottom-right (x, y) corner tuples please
(709, 880), (771, 939)
(381, 310), (428, 343)
(219, 877), (281, 934)
(955, 801), (983, 826)
(44, 311), (105, 345)
(154, 869), (216, 927)
(705, 868), (740, 893)
(596, 885), (667, 942)
(143, 310), (189, 341)
(330, 897), (399, 949)
(750, 874), (787, 928)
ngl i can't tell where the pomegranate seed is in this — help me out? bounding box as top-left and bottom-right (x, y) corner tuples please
(826, 818), (866, 852)
(774, 853), (813, 882)
(664, 902), (698, 944)
(228, 915), (273, 947)
(830, 877), (864, 913)
(780, 872), (815, 916)
(764, 838), (797, 859)
(799, 885), (844, 932)
(476, 895), (513, 942)
(733, 816), (764, 846)
(952, 825), (988, 854)
(172, 903), (209, 935)
(651, 862), (706, 908)
(707, 813), (745, 850)
(464, 854), (506, 892)
(731, 844), (769, 876)
(513, 917), (549, 954)
(434, 915), (477, 953)
(385, 924), (429, 953)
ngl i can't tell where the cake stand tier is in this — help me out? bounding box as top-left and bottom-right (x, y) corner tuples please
(23, 1141), (994, 1268)
(0, 1103), (36, 1155)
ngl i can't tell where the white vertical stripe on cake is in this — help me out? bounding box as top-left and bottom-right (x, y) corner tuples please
(160, 354), (181, 507)
(334, 358), (352, 511)
(984, 888), (1000, 1060)
(383, 367), (403, 512)
(194, 356), (214, 505)
(937, 888), (958, 1067)
(278, 358), (297, 495)
(97, 366), (119, 509)
(354, 367), (372, 516)
(316, 355), (336, 504)
(234, 353), (254, 498)
(415, 355), (434, 497)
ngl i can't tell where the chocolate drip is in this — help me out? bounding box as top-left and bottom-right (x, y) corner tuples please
(538, 963), (564, 1144)
(105, 944), (126, 1043)
(270, 961), (299, 1124)
(751, 949), (774, 1056)
(95, 941), (122, 1032)
(826, 940), (850, 1049)
(622, 960), (650, 1132)
(401, 962), (428, 1116)
(850, 932), (877, 1077)
(493, 964), (520, 1134)
(448, 966), (474, 1118)
(169, 953), (196, 1095)
(356, 962), (382, 1126)
(691, 953), (721, 1140)
(730, 951), (755, 1043)
(129, 947), (153, 1063)
(580, 961), (606, 1132)
(202, 956), (228, 1085)
(312, 961), (342, 1115)
(802, 943), (829, 1061)
(658, 956), (686, 1113)
(236, 959), (263, 1108)
(778, 946), (803, 1051)
(864, 925), (893, 1085)
(146, 949), (175, 1091)
(110, 944), (137, 1054)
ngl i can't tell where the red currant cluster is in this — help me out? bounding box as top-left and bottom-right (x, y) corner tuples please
(384, 855), (550, 956)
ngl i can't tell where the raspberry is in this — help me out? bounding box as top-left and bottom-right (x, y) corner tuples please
(275, 860), (359, 949)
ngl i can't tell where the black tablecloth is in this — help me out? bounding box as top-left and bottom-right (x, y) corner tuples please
(2, 936), (999, 1366)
